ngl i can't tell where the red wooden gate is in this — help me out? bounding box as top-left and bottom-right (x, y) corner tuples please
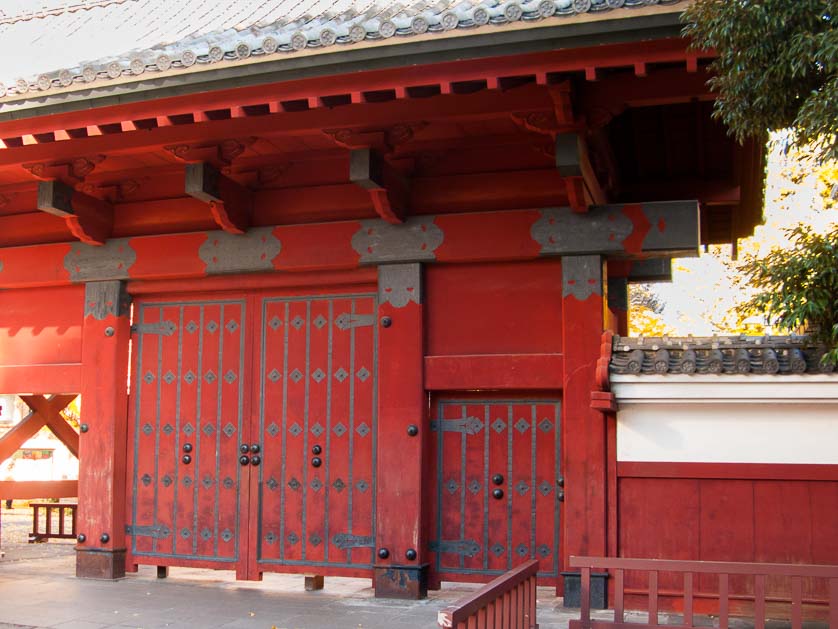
(126, 291), (377, 579)
(429, 398), (561, 585)
(253, 294), (377, 577)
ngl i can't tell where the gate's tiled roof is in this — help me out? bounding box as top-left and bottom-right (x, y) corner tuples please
(610, 335), (836, 376)
(0, 0), (683, 100)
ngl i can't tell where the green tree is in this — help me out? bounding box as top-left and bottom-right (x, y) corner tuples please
(737, 224), (838, 364)
(683, 0), (837, 161)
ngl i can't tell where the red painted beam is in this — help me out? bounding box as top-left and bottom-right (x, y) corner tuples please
(617, 462), (838, 482)
(0, 480), (78, 499)
(424, 354), (564, 390)
(0, 364), (82, 394)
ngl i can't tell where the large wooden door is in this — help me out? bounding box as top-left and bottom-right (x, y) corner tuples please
(126, 290), (377, 578)
(428, 397), (561, 584)
(128, 298), (250, 570)
(253, 294), (378, 576)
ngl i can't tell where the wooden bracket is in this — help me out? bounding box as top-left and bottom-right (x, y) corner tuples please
(350, 148), (409, 224)
(555, 133), (607, 213)
(185, 162), (253, 234)
(37, 180), (113, 245)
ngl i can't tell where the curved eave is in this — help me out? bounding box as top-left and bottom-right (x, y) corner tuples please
(0, 8), (683, 123)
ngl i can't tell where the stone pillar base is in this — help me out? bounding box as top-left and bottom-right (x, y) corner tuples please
(374, 564), (429, 599)
(76, 548), (126, 580)
(561, 571), (609, 609)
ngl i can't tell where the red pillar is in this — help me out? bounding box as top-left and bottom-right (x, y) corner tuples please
(560, 256), (607, 593)
(373, 263), (428, 598)
(76, 280), (131, 578)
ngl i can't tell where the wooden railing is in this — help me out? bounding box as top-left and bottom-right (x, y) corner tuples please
(569, 556), (838, 629)
(29, 502), (78, 543)
(438, 559), (539, 629)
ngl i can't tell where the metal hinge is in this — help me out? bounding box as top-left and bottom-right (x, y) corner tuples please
(130, 321), (177, 336)
(125, 524), (172, 539)
(335, 313), (375, 330)
(429, 416), (484, 435)
(429, 539), (481, 557)
(332, 533), (374, 550)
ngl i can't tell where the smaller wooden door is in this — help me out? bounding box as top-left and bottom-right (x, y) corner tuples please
(127, 298), (250, 570)
(253, 293), (378, 576)
(428, 397), (561, 584)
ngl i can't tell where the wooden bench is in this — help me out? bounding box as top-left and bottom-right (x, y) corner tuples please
(29, 501), (78, 543)
(569, 556), (838, 629)
(438, 559), (539, 629)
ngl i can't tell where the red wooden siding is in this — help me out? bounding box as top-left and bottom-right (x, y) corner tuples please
(425, 260), (563, 356)
(0, 285), (84, 393)
(617, 465), (838, 612)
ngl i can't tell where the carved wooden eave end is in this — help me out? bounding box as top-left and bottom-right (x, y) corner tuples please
(349, 148), (409, 224)
(184, 162), (253, 234)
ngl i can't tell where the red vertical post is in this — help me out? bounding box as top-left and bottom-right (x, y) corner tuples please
(373, 263), (427, 598)
(560, 256), (607, 599)
(75, 280), (131, 579)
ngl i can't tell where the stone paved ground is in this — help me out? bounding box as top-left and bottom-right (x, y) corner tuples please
(1, 507), (588, 629)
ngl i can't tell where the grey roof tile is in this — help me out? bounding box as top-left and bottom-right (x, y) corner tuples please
(0, 0), (684, 99)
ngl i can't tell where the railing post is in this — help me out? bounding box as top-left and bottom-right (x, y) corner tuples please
(614, 568), (624, 622)
(754, 574), (765, 629)
(791, 575), (802, 629)
(648, 570), (658, 626)
(580, 566), (591, 624)
(719, 573), (729, 629)
(683, 572), (693, 626)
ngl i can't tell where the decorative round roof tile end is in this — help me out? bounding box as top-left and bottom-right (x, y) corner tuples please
(606, 0), (625, 8)
(0, 82), (6, 98)
(15, 78), (29, 94)
(504, 3), (523, 21)
(58, 69), (73, 86)
(379, 19), (396, 38)
(411, 15), (429, 34)
(319, 28), (337, 46)
(472, 6), (490, 25)
(129, 58), (145, 75)
(573, 0), (592, 13)
(155, 54), (172, 72)
(440, 11), (459, 30)
(106, 61), (122, 79)
(537, 0), (557, 18)
(348, 24), (367, 42)
(235, 42), (252, 59)
(181, 50), (197, 67)
(290, 31), (308, 51)
(208, 46), (224, 62)
(82, 66), (97, 82)
(37, 74), (52, 91)
(262, 36), (279, 53)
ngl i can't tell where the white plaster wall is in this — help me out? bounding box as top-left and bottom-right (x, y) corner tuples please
(612, 375), (838, 464)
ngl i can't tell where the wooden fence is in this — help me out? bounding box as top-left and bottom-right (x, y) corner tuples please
(438, 559), (539, 629)
(569, 556), (838, 629)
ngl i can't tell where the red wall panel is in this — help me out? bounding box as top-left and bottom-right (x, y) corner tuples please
(0, 285), (84, 366)
(425, 260), (563, 356)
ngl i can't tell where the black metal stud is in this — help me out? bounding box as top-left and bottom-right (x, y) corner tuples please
(77, 533), (86, 543)
(558, 490), (564, 502)
(183, 443), (193, 453)
(492, 488), (504, 500)
(240, 443), (250, 454)
(405, 548), (417, 561)
(407, 425), (418, 437)
(239, 455), (250, 466)
(311, 457), (322, 468)
(557, 476), (564, 488)
(380, 316), (392, 328)
(100, 533), (110, 544)
(79, 424), (89, 433)
(312, 445), (322, 455)
(181, 454), (192, 464)
(250, 455), (261, 466)
(492, 474), (504, 485)
(250, 444), (260, 454)
(378, 548), (390, 559)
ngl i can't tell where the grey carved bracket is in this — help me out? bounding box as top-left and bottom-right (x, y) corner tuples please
(64, 239), (136, 282)
(84, 280), (130, 320)
(198, 227), (281, 274)
(378, 263), (422, 308)
(561, 255), (602, 300)
(352, 217), (443, 264)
